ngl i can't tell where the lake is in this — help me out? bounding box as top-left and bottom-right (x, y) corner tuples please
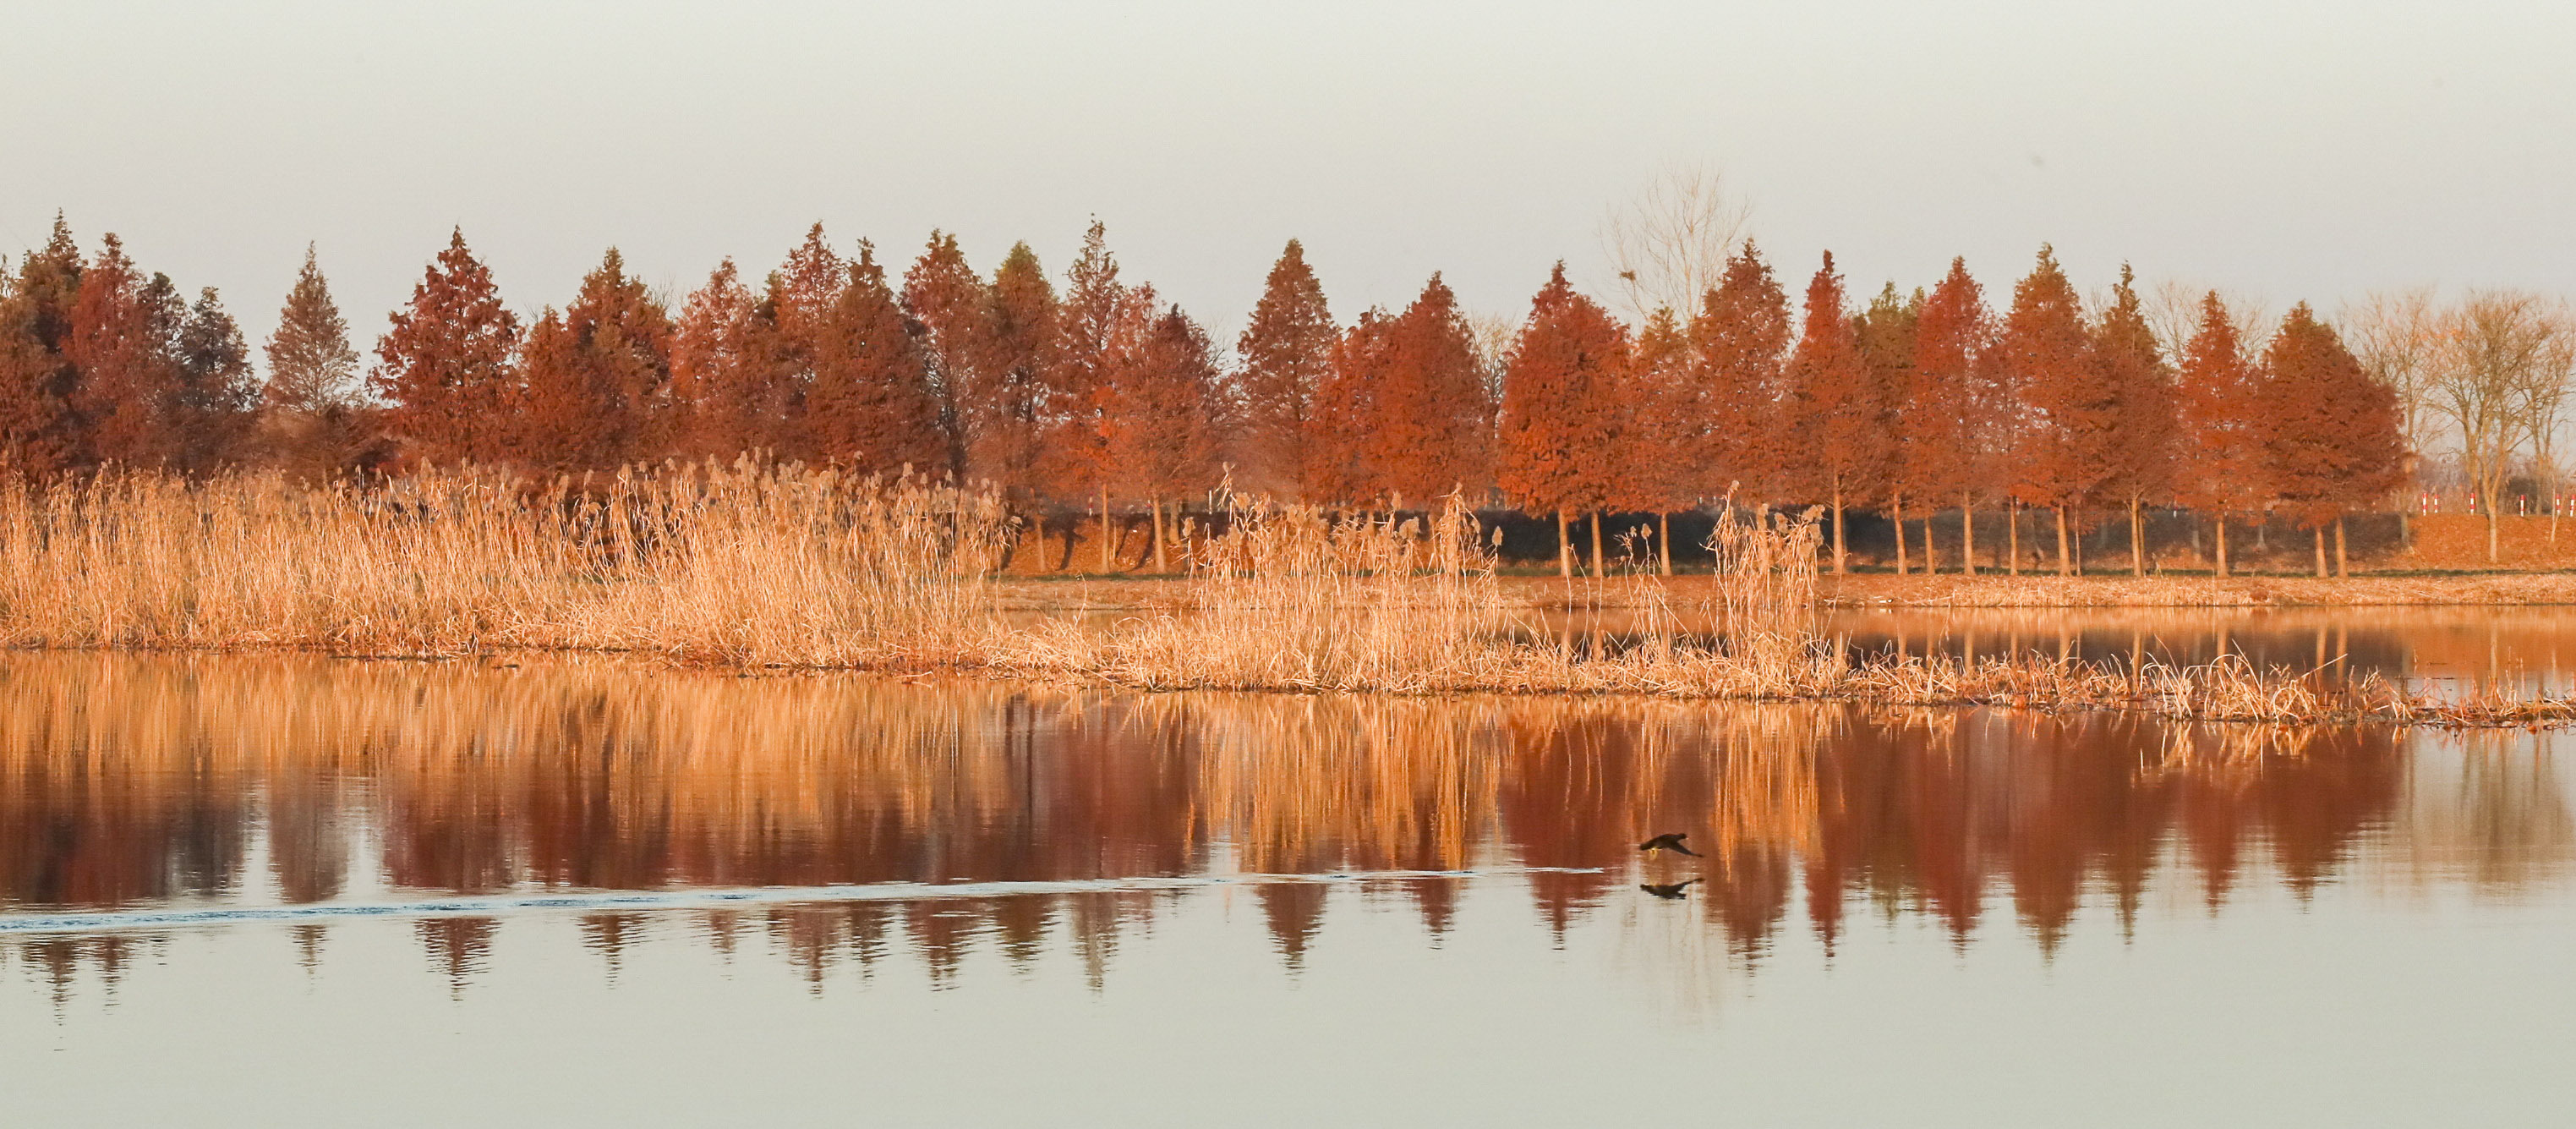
(2, 637), (2570, 1126)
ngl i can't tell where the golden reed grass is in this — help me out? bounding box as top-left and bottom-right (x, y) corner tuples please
(1, 467), (2569, 727)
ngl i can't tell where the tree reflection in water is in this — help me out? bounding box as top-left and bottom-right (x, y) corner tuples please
(0, 654), (2565, 1002)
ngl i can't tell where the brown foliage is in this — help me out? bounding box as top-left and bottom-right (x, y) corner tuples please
(806, 243), (946, 476)
(1689, 242), (1793, 501)
(517, 249), (674, 472)
(2258, 303), (2404, 524)
(372, 229), (522, 467)
(1497, 262), (1628, 519)
(1233, 239), (1335, 500)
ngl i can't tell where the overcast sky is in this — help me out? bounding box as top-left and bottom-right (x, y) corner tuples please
(5, 1), (2571, 357)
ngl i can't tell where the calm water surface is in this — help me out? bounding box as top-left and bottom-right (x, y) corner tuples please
(2, 639), (2570, 1127)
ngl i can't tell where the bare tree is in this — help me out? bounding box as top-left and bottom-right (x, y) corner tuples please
(2344, 287), (2440, 545)
(1600, 163), (1753, 321)
(2515, 304), (2576, 543)
(2426, 290), (2562, 562)
(2147, 279), (2271, 365)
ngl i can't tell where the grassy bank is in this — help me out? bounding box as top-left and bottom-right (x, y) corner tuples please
(0, 467), (2568, 727)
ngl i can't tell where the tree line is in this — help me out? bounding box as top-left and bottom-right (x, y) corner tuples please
(2, 213), (2431, 575)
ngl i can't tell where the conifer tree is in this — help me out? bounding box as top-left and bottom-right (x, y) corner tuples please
(172, 287), (254, 469)
(806, 241), (946, 477)
(259, 247), (365, 475)
(263, 247), (359, 416)
(63, 234), (157, 465)
(1904, 259), (1994, 573)
(668, 259), (776, 462)
(1107, 305), (1225, 571)
(976, 241), (1057, 508)
(0, 216), (85, 474)
(1050, 221), (1132, 568)
(2092, 265), (2176, 574)
(1689, 242), (1793, 504)
(518, 248), (674, 471)
(1617, 305), (1698, 573)
(1853, 282), (1921, 572)
(2256, 304), (2404, 577)
(1368, 273), (1488, 507)
(1498, 263), (1628, 577)
(1234, 239), (1336, 501)
(2173, 293), (2267, 575)
(760, 224), (848, 461)
(900, 231), (983, 478)
(1310, 310), (1392, 507)
(374, 229), (522, 466)
(2001, 245), (2115, 574)
(1781, 253), (1883, 573)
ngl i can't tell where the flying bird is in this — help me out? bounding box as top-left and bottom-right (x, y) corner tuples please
(1638, 833), (1701, 857)
(1640, 880), (1699, 900)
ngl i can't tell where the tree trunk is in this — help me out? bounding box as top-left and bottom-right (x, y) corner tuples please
(1151, 497), (1168, 573)
(2486, 491), (2501, 563)
(2215, 513), (2230, 578)
(2007, 501), (2021, 577)
(2054, 506), (2071, 577)
(1961, 493), (1977, 577)
(2129, 496), (2145, 577)
(1892, 494), (1908, 576)
(2313, 523), (2327, 578)
(1556, 510), (1572, 578)
(1830, 483), (1846, 575)
(1099, 485), (1114, 573)
(1658, 512), (1672, 576)
(1589, 511), (1605, 578)
(2335, 513), (2349, 578)
(1922, 518), (1938, 573)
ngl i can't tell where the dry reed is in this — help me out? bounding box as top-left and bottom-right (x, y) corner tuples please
(3, 468), (2570, 727)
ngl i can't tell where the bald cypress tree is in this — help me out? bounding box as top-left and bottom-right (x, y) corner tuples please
(807, 242), (945, 477)
(900, 231), (983, 479)
(1368, 273), (1487, 508)
(0, 216), (85, 474)
(2257, 304), (2402, 577)
(1498, 263), (1628, 577)
(2173, 293), (2267, 575)
(2001, 245), (2114, 575)
(1781, 252), (1882, 573)
(259, 247), (365, 475)
(1854, 282), (1922, 572)
(1689, 242), (1792, 504)
(172, 286), (253, 470)
(374, 229), (522, 467)
(1234, 239), (1336, 501)
(518, 248), (673, 471)
(2092, 265), (2175, 574)
(976, 241), (1057, 508)
(1618, 305), (1698, 573)
(1906, 259), (1995, 573)
(65, 233), (171, 466)
(1107, 304), (1226, 571)
(1310, 309), (1392, 507)
(668, 259), (776, 463)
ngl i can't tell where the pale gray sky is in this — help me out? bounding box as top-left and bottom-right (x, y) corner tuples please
(5, 1), (2571, 357)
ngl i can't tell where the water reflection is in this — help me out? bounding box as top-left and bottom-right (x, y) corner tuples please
(1, 654), (2568, 1004)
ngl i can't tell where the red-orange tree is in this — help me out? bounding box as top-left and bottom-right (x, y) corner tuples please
(1688, 242), (1792, 504)
(667, 259), (779, 462)
(0, 216), (85, 474)
(373, 229), (522, 467)
(1497, 263), (1628, 576)
(2256, 304), (2404, 576)
(1780, 253), (1884, 573)
(1999, 245), (2114, 574)
(1233, 239), (1335, 501)
(2091, 265), (2175, 574)
(972, 241), (1057, 507)
(1106, 304), (1226, 570)
(900, 231), (981, 477)
(1371, 273), (1489, 508)
(519, 249), (673, 472)
(1616, 306), (1698, 573)
(1900, 259), (1993, 573)
(806, 242), (946, 477)
(2172, 293), (2267, 575)
(65, 233), (173, 467)
(1853, 282), (1921, 572)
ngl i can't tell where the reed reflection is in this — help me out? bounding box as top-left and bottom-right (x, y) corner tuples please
(0, 655), (2567, 1004)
